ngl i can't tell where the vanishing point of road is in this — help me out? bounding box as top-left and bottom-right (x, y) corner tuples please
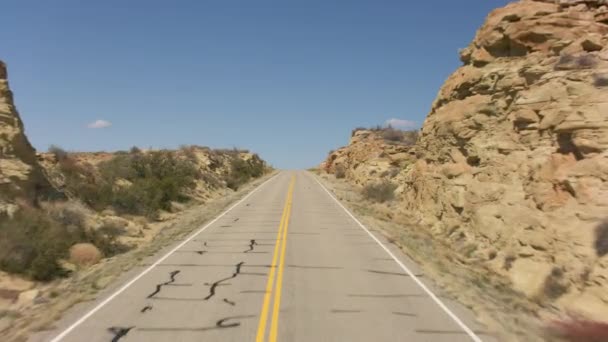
(34, 171), (495, 342)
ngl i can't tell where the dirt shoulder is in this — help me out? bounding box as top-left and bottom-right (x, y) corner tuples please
(314, 171), (552, 342)
(0, 172), (276, 342)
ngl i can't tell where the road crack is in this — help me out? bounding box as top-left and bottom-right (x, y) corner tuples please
(204, 262), (244, 300)
(147, 270), (180, 298)
(108, 326), (134, 341)
(243, 239), (258, 253)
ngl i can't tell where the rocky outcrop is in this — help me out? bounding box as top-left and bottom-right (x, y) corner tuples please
(322, 130), (416, 186)
(325, 0), (608, 321)
(0, 61), (58, 211)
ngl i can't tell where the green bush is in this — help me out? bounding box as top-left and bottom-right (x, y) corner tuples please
(0, 205), (128, 281)
(0, 209), (69, 280)
(225, 155), (265, 190)
(98, 151), (199, 218)
(362, 181), (397, 203)
(89, 221), (127, 256)
(48, 145), (69, 161)
(335, 165), (346, 179)
(61, 149), (264, 217)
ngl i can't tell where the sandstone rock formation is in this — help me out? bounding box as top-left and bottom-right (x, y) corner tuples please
(322, 129), (416, 187)
(324, 0), (608, 321)
(0, 60), (57, 211)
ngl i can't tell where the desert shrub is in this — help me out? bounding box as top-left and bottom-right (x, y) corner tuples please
(46, 201), (88, 228)
(61, 148), (264, 217)
(0, 204), (128, 280)
(53, 152), (101, 204)
(200, 171), (222, 189)
(594, 74), (608, 88)
(543, 267), (568, 299)
(101, 151), (199, 217)
(225, 155), (266, 190)
(60, 151), (200, 218)
(334, 165), (346, 179)
(0, 208), (74, 280)
(555, 53), (598, 70)
(381, 127), (404, 142)
(48, 145), (69, 161)
(362, 181), (397, 203)
(129, 146), (142, 154)
(87, 221), (127, 256)
(594, 220), (608, 257)
(180, 145), (199, 163)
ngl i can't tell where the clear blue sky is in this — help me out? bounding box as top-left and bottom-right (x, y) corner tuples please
(3, 0), (509, 169)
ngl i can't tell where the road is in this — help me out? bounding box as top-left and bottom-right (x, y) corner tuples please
(35, 171), (493, 342)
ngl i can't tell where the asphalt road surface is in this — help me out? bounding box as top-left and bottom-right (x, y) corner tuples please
(34, 171), (495, 342)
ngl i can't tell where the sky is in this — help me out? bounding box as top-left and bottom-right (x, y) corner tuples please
(3, 0), (510, 169)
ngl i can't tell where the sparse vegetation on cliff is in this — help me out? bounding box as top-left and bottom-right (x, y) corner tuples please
(351, 126), (418, 145)
(361, 180), (397, 203)
(225, 154), (266, 190)
(44, 146), (269, 218)
(0, 204), (124, 281)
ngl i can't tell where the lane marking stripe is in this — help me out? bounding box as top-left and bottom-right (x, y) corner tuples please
(269, 176), (295, 342)
(313, 175), (483, 342)
(255, 178), (291, 342)
(49, 173), (280, 342)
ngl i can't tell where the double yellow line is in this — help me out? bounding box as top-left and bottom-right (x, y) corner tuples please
(255, 176), (295, 342)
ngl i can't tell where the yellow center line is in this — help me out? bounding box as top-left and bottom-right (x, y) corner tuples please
(269, 176), (294, 342)
(255, 176), (295, 342)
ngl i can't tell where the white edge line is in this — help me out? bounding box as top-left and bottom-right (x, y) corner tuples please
(312, 175), (483, 342)
(50, 172), (279, 342)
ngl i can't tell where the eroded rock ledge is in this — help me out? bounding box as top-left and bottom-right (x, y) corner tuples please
(324, 0), (608, 321)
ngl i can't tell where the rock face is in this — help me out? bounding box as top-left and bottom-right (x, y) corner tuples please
(0, 61), (57, 210)
(323, 130), (416, 187)
(325, 0), (608, 320)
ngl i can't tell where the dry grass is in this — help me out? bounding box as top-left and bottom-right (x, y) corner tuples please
(361, 181), (397, 203)
(69, 243), (101, 266)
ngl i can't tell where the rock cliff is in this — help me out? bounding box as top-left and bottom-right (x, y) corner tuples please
(322, 129), (416, 186)
(0, 61), (57, 211)
(324, 0), (608, 321)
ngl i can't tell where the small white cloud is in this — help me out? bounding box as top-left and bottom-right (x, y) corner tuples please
(384, 118), (416, 129)
(87, 119), (112, 129)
